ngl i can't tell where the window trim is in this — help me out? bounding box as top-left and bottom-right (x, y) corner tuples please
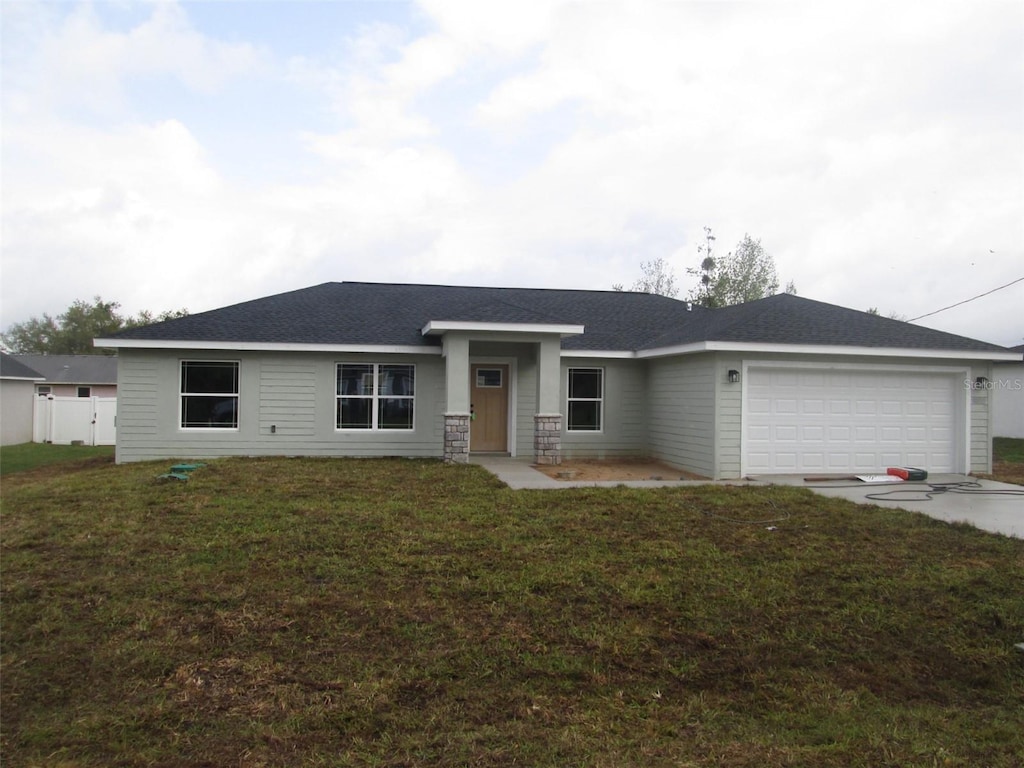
(336, 362), (416, 432)
(566, 367), (604, 432)
(179, 359), (240, 431)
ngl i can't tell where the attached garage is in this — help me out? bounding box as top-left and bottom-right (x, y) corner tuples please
(742, 364), (968, 475)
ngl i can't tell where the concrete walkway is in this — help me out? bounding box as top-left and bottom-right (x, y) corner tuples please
(469, 457), (1024, 539)
(469, 456), (757, 490)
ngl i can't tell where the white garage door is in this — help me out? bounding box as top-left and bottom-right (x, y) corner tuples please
(744, 367), (962, 474)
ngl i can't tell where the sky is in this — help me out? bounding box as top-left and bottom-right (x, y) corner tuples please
(2, 0), (1022, 347)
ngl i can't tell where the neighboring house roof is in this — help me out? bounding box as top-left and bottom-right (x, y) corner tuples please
(99, 281), (1015, 358)
(11, 354), (118, 385)
(0, 352), (44, 381)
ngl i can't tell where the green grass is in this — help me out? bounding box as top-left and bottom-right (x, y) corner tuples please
(2, 457), (1023, 767)
(993, 437), (1024, 464)
(990, 437), (1024, 485)
(0, 442), (114, 476)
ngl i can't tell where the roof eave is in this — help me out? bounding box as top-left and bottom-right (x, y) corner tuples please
(637, 341), (1017, 361)
(94, 339), (441, 355)
(421, 320), (585, 337)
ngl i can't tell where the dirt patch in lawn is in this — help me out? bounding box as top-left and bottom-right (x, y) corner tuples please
(532, 458), (708, 482)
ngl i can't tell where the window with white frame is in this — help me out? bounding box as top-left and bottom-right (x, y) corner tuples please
(180, 361), (239, 429)
(337, 363), (415, 430)
(567, 367), (603, 431)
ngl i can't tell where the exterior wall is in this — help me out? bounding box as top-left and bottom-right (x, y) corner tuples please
(992, 362), (1024, 439)
(115, 349), (445, 463)
(113, 345), (998, 476)
(561, 357), (648, 460)
(1, 379), (36, 445)
(645, 354), (718, 478)
(36, 383), (117, 398)
(968, 362), (993, 473)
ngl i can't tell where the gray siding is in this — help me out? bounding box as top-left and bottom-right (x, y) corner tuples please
(115, 350), (445, 463)
(715, 355), (743, 479)
(969, 362), (992, 474)
(645, 354), (717, 478)
(561, 358), (647, 460)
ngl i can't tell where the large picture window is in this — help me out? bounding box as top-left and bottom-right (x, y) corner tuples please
(337, 363), (415, 430)
(181, 361), (239, 429)
(567, 367), (603, 431)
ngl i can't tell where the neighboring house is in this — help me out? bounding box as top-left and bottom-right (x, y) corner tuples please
(0, 352), (44, 446)
(11, 354), (118, 398)
(992, 343), (1024, 439)
(96, 282), (1017, 478)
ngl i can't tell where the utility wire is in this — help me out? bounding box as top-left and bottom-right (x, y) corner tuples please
(908, 276), (1024, 322)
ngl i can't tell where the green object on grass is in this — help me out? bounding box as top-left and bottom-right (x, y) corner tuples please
(170, 463), (206, 473)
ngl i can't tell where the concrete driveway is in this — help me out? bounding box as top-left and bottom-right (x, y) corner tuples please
(761, 474), (1024, 539)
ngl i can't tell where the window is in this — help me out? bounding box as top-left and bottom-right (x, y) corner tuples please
(181, 361), (239, 429)
(337, 363), (415, 430)
(476, 368), (503, 388)
(36, 386), (52, 396)
(77, 386), (91, 398)
(567, 368), (603, 431)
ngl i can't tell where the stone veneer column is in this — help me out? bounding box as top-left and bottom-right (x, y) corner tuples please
(534, 414), (562, 465)
(444, 413), (471, 464)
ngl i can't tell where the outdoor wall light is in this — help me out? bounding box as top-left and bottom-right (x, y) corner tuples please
(728, 369), (740, 384)
(975, 376), (989, 388)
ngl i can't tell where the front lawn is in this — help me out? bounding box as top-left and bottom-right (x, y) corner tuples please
(2, 457), (1022, 767)
(990, 437), (1024, 485)
(0, 441), (114, 476)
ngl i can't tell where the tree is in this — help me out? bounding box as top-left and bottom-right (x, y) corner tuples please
(687, 229), (793, 307)
(866, 307), (908, 321)
(686, 226), (719, 306)
(612, 257), (679, 297)
(1, 297), (188, 355)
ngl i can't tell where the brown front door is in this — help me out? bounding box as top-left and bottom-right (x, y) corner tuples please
(470, 364), (509, 453)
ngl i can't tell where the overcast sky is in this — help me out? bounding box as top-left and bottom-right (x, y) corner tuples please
(2, 0), (1022, 346)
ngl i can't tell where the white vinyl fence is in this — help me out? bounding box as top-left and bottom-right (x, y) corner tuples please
(33, 396), (117, 446)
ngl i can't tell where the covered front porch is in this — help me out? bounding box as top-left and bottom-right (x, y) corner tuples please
(423, 320), (583, 465)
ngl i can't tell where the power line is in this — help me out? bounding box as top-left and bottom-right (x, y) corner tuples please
(907, 276), (1024, 322)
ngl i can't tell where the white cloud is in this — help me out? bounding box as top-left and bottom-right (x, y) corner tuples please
(2, 0), (1021, 347)
(4, 2), (261, 118)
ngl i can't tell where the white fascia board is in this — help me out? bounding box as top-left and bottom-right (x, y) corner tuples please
(421, 320), (585, 337)
(637, 340), (1020, 362)
(1, 375), (45, 382)
(560, 349), (636, 359)
(94, 338), (441, 355)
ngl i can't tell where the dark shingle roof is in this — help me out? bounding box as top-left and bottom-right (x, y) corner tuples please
(642, 293), (1009, 353)
(103, 282), (1011, 355)
(12, 354), (118, 385)
(0, 352), (44, 380)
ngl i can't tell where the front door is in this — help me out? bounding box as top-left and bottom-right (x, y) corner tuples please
(470, 364), (509, 452)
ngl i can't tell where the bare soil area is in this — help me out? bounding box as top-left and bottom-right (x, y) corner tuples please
(532, 458), (707, 482)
